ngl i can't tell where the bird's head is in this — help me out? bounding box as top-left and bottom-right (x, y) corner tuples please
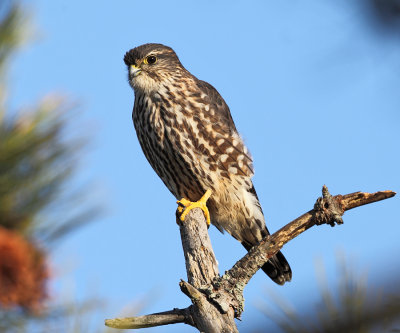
(124, 43), (184, 94)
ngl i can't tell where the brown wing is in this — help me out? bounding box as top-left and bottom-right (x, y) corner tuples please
(195, 79), (254, 178)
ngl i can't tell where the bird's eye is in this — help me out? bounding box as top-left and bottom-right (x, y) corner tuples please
(145, 55), (157, 65)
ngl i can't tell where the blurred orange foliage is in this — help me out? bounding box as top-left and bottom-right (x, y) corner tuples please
(0, 226), (48, 312)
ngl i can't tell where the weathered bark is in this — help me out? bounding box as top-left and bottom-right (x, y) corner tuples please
(104, 308), (192, 329)
(178, 208), (219, 287)
(105, 207), (238, 332)
(177, 208), (238, 333)
(203, 187), (396, 317)
(105, 187), (395, 332)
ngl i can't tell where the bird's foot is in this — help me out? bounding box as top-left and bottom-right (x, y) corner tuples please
(177, 189), (212, 226)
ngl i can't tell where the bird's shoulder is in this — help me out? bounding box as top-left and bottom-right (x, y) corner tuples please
(195, 79), (236, 131)
(193, 79), (254, 177)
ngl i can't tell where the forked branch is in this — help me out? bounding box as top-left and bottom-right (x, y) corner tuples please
(209, 187), (396, 317)
(105, 186), (395, 331)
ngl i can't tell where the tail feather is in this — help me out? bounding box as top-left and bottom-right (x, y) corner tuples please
(242, 243), (292, 285)
(261, 250), (292, 285)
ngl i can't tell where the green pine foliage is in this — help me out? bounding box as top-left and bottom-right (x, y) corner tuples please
(0, 1), (96, 246)
(0, 1), (103, 332)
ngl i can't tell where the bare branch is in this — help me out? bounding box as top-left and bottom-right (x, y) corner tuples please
(211, 187), (396, 317)
(340, 189), (395, 211)
(177, 208), (219, 287)
(178, 208), (239, 333)
(105, 186), (395, 331)
(104, 308), (193, 329)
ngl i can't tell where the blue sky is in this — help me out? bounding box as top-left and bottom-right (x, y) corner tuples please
(9, 1), (400, 332)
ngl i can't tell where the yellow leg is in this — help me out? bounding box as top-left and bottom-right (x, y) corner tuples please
(177, 189), (212, 225)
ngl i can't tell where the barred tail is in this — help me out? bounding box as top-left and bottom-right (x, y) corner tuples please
(242, 243), (292, 285)
(261, 250), (292, 285)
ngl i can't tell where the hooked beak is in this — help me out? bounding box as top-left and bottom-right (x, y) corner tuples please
(129, 65), (142, 78)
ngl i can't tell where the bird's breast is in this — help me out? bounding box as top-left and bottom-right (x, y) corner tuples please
(133, 94), (165, 146)
(133, 93), (206, 200)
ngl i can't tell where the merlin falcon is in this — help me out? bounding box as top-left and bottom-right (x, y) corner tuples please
(124, 43), (291, 285)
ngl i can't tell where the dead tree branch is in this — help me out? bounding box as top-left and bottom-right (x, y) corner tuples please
(105, 186), (395, 332)
(104, 308), (193, 329)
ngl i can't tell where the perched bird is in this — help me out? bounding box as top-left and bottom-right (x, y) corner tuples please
(124, 43), (291, 285)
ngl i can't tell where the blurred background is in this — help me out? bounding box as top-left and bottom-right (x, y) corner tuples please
(0, 0), (399, 332)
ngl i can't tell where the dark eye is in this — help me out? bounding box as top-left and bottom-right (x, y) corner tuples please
(145, 55), (157, 64)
